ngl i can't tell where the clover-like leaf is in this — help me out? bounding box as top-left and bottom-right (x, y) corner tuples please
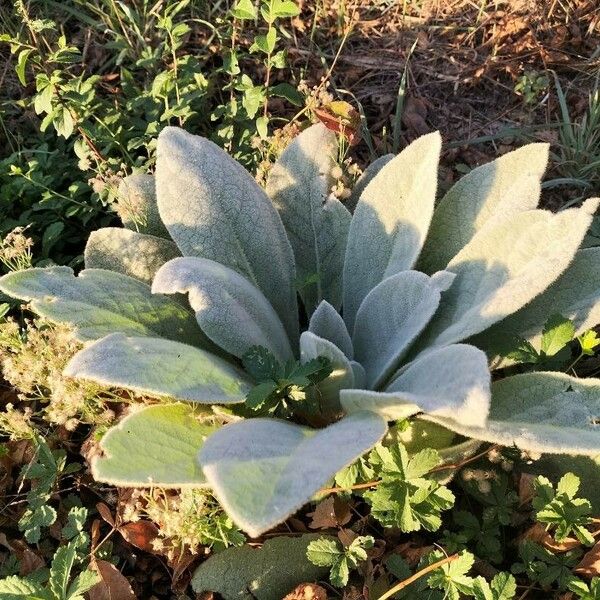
(419, 143), (549, 273)
(199, 411), (387, 536)
(352, 270), (454, 388)
(423, 371), (600, 455)
(156, 127), (299, 344)
(419, 199), (599, 349)
(153, 257), (293, 362)
(343, 132), (441, 329)
(65, 333), (251, 403)
(93, 403), (216, 487)
(309, 300), (353, 359)
(341, 344), (490, 426)
(266, 123), (351, 313)
(84, 227), (180, 284)
(0, 266), (200, 345)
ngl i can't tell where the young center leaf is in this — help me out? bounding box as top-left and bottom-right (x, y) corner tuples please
(199, 411), (387, 537)
(308, 300), (354, 359)
(300, 331), (355, 413)
(352, 270), (454, 388)
(341, 343), (491, 426)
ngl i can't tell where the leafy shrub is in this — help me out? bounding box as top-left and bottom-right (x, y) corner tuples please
(0, 0), (303, 269)
(1, 122), (599, 547)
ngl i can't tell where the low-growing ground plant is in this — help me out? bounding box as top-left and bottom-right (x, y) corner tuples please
(1, 121), (600, 596)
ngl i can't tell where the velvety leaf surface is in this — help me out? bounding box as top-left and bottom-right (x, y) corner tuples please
(93, 403), (215, 487)
(341, 344), (490, 426)
(266, 123), (351, 313)
(424, 372), (600, 455)
(418, 199), (599, 349)
(350, 360), (366, 389)
(352, 270), (454, 388)
(65, 333), (251, 403)
(156, 127), (299, 344)
(84, 227), (180, 284)
(343, 132), (441, 330)
(153, 257), (293, 362)
(309, 300), (354, 359)
(116, 173), (170, 238)
(199, 411), (387, 536)
(191, 534), (330, 600)
(471, 248), (600, 363)
(419, 143), (548, 273)
(0, 267), (199, 344)
(346, 153), (394, 213)
(300, 331), (354, 413)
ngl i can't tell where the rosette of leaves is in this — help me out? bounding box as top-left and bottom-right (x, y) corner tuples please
(2, 123), (600, 538)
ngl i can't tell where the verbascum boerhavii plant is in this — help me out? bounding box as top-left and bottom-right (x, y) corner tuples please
(2, 123), (599, 537)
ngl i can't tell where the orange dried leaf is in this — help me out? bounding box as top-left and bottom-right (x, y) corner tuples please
(118, 521), (159, 553)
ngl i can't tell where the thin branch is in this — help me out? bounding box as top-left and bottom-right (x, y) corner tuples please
(376, 553), (459, 600)
(319, 444), (501, 496)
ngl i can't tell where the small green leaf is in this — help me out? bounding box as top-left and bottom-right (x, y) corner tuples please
(306, 538), (341, 567)
(256, 115), (268, 139)
(66, 570), (100, 599)
(245, 380), (279, 410)
(272, 0), (300, 17)
(505, 338), (540, 364)
(242, 346), (280, 382)
(427, 550), (475, 600)
(541, 314), (575, 356)
(62, 506), (87, 541)
(579, 330), (600, 356)
(558, 472), (581, 498)
(0, 575), (45, 597)
(49, 540), (78, 599)
(491, 572), (517, 599)
(53, 106), (75, 138)
(16, 48), (33, 86)
(270, 82), (303, 105)
(306, 536), (373, 588)
(231, 0), (257, 19)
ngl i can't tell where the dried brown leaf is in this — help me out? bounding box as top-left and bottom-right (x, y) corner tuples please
(97, 502), (116, 528)
(521, 523), (580, 552)
(575, 541), (600, 578)
(89, 559), (136, 600)
(308, 496), (351, 530)
(118, 521), (159, 553)
(518, 473), (536, 505)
